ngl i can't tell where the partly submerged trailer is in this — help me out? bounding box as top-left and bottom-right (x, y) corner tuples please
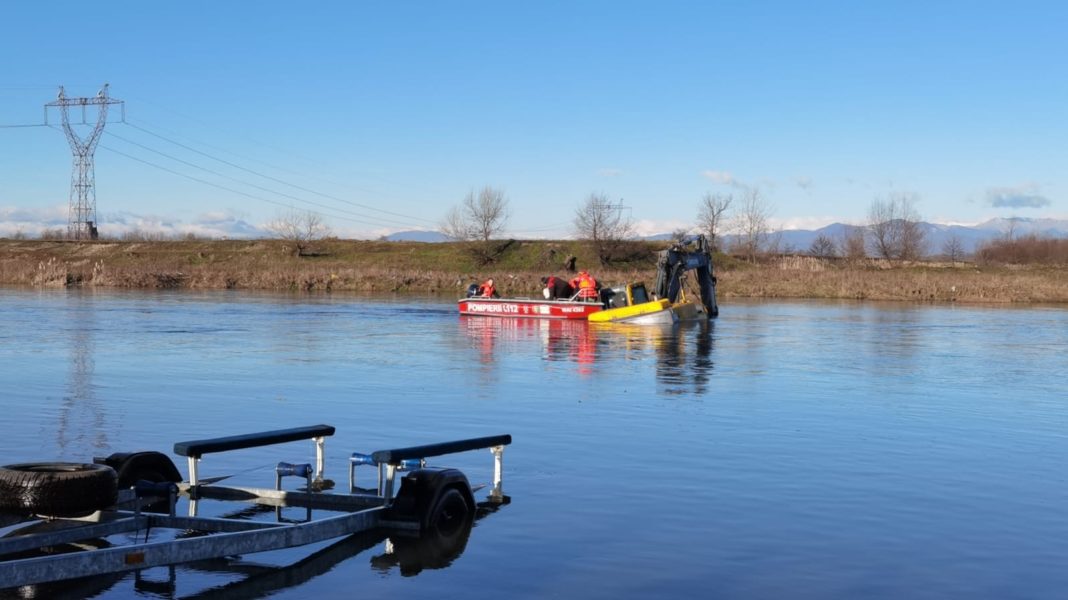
(0, 425), (511, 589)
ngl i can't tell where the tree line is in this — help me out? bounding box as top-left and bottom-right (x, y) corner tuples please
(40, 188), (1050, 267)
(439, 185), (957, 266)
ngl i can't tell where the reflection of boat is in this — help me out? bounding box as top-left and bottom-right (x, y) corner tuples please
(460, 315), (600, 372)
(458, 297), (602, 320)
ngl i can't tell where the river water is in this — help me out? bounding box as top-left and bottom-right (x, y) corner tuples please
(1, 288), (1067, 598)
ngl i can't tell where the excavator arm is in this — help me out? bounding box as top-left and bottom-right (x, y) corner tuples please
(653, 235), (719, 317)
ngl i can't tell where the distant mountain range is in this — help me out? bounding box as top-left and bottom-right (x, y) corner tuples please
(744, 217), (1068, 255)
(383, 218), (1068, 255)
(382, 230), (451, 242)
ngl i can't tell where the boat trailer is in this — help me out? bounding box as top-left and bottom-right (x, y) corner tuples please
(0, 424), (511, 588)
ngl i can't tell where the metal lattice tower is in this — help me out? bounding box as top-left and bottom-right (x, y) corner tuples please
(45, 84), (124, 240)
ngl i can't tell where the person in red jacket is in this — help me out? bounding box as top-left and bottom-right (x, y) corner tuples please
(541, 275), (574, 300)
(477, 278), (499, 298)
(569, 270), (599, 301)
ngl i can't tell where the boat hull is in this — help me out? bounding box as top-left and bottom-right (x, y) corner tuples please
(588, 299), (677, 325)
(458, 297), (603, 320)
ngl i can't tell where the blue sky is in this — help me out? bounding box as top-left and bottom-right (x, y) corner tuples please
(1, 1), (1065, 239)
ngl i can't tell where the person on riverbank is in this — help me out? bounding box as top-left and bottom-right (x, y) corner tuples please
(541, 275), (574, 300)
(478, 278), (499, 298)
(570, 270), (599, 301)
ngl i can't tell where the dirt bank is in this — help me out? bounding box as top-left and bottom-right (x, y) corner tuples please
(1, 239), (1065, 304)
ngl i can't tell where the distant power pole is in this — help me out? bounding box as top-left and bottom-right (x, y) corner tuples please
(45, 84), (124, 240)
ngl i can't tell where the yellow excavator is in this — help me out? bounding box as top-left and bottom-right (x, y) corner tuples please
(589, 235), (718, 324)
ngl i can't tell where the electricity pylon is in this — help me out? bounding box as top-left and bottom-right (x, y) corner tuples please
(45, 84), (124, 240)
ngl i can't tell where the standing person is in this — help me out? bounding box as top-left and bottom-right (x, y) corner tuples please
(478, 278), (499, 298)
(541, 275), (574, 300)
(569, 270), (599, 301)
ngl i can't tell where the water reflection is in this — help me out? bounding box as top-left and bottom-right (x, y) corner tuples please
(458, 317), (716, 392)
(0, 524), (474, 600)
(653, 321), (715, 396)
(591, 320), (716, 396)
(861, 304), (925, 376)
(56, 294), (108, 454)
(459, 317), (602, 376)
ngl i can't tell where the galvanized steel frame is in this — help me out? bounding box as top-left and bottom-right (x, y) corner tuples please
(0, 428), (509, 588)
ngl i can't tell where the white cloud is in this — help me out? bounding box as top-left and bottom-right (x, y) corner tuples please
(631, 218), (692, 238)
(0, 205), (275, 239)
(701, 170), (736, 186)
(770, 216), (841, 231)
(986, 184), (1051, 209)
(0, 204), (67, 236)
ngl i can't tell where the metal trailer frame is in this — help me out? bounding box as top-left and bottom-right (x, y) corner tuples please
(0, 425), (511, 588)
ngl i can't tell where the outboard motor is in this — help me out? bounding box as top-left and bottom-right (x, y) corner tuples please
(466, 283), (480, 298)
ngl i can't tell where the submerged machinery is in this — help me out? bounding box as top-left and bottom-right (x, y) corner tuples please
(653, 234), (719, 318)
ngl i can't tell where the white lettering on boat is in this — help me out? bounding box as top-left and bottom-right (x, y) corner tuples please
(465, 302), (520, 313)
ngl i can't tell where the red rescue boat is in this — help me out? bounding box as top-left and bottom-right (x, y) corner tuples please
(458, 297), (603, 320)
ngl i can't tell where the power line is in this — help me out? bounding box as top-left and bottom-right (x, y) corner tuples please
(123, 116), (322, 183)
(97, 143), (408, 229)
(102, 129), (421, 228)
(120, 121), (438, 225)
(121, 95), (432, 196)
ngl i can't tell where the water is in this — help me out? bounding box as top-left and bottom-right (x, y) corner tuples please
(1, 288), (1067, 598)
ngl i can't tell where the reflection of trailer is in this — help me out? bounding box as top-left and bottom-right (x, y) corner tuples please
(0, 425), (511, 588)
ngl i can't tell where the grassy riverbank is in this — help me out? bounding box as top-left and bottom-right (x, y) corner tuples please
(1, 239), (1066, 304)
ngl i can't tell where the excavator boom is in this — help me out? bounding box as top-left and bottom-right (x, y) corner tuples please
(653, 235), (719, 317)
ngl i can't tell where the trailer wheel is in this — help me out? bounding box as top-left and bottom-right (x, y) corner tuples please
(0, 462), (117, 517)
(97, 451), (182, 488)
(426, 486), (472, 538)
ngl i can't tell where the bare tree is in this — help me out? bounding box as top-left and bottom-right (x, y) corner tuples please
(573, 192), (635, 265)
(809, 234), (838, 258)
(730, 188), (773, 262)
(867, 192), (927, 261)
(440, 186), (510, 243)
(440, 186), (511, 265)
(266, 210), (332, 256)
(696, 192), (732, 253)
(942, 234), (965, 263)
(670, 227), (691, 240)
(842, 227), (868, 261)
(1003, 216), (1020, 242)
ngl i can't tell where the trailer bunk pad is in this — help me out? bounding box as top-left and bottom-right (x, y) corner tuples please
(371, 434), (511, 465)
(173, 425), (336, 458)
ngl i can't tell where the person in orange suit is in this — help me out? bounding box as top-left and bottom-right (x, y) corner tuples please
(478, 278), (499, 298)
(569, 270), (598, 301)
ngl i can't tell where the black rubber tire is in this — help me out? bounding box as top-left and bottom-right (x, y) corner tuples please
(426, 487), (472, 538)
(0, 462), (117, 517)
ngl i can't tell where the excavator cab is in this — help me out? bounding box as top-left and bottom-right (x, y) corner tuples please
(601, 282), (652, 309)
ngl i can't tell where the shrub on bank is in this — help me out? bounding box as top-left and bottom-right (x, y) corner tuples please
(977, 235), (1068, 265)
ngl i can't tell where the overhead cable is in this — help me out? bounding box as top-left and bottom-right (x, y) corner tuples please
(102, 130), (421, 229)
(97, 143), (412, 229)
(120, 120), (437, 224)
